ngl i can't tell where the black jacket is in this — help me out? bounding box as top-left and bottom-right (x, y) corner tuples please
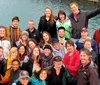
(38, 16), (57, 38)
(0, 58), (6, 77)
(47, 66), (65, 85)
(26, 28), (41, 43)
(77, 61), (98, 85)
(9, 69), (21, 85)
(69, 8), (100, 39)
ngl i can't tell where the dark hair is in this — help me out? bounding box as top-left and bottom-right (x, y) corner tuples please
(58, 10), (66, 20)
(53, 56), (62, 62)
(18, 44), (28, 60)
(58, 26), (65, 31)
(12, 58), (20, 65)
(12, 16), (20, 22)
(28, 39), (38, 46)
(39, 31), (52, 48)
(0, 46), (3, 50)
(80, 48), (91, 56)
(65, 40), (74, 47)
(0, 26), (5, 29)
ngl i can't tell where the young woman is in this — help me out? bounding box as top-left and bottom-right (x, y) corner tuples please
(16, 31), (29, 47)
(38, 7), (57, 38)
(56, 10), (71, 40)
(39, 31), (52, 48)
(0, 47), (18, 84)
(18, 44), (29, 67)
(27, 39), (37, 54)
(22, 46), (41, 77)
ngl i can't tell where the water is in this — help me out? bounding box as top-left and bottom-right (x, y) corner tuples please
(0, 0), (100, 37)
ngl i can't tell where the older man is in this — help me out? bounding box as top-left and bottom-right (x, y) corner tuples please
(26, 20), (41, 43)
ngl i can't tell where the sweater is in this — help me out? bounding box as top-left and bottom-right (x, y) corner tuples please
(63, 49), (80, 76)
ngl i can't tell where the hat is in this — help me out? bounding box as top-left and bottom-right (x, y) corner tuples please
(52, 38), (59, 44)
(81, 27), (88, 32)
(53, 56), (62, 62)
(21, 31), (29, 37)
(43, 44), (52, 52)
(19, 70), (29, 79)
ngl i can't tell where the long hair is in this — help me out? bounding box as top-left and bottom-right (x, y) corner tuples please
(31, 46), (40, 63)
(45, 7), (55, 24)
(39, 31), (52, 48)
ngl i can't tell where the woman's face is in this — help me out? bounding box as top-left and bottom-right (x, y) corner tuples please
(19, 46), (25, 55)
(28, 41), (36, 50)
(43, 49), (51, 56)
(39, 70), (47, 81)
(43, 33), (50, 42)
(45, 8), (51, 17)
(33, 47), (40, 57)
(11, 51), (18, 60)
(22, 34), (28, 41)
(59, 14), (65, 21)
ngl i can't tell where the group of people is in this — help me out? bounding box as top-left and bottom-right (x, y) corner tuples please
(0, 2), (100, 85)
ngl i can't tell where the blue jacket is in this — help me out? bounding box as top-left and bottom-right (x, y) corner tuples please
(14, 77), (46, 85)
(76, 38), (98, 55)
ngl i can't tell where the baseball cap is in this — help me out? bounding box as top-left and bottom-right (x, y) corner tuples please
(53, 56), (62, 62)
(19, 70), (29, 79)
(52, 38), (59, 44)
(81, 27), (88, 32)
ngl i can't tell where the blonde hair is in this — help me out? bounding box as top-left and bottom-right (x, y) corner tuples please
(70, 2), (78, 7)
(9, 47), (18, 57)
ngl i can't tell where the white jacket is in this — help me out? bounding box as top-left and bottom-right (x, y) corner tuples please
(0, 38), (11, 59)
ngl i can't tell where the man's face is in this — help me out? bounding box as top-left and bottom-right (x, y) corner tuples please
(19, 77), (29, 85)
(28, 21), (34, 30)
(0, 28), (5, 37)
(70, 4), (79, 14)
(12, 61), (20, 71)
(53, 42), (60, 50)
(66, 44), (74, 53)
(58, 29), (65, 38)
(12, 20), (19, 28)
(81, 31), (88, 39)
(54, 61), (63, 68)
(80, 51), (90, 65)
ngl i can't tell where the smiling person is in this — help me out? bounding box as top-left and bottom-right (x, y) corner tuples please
(38, 7), (57, 38)
(39, 31), (52, 48)
(63, 40), (80, 85)
(77, 48), (98, 85)
(69, 2), (100, 41)
(12, 70), (31, 85)
(26, 20), (41, 43)
(5, 16), (22, 47)
(9, 59), (21, 85)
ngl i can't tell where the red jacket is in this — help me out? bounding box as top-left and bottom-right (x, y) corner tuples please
(63, 49), (80, 76)
(93, 29), (100, 47)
